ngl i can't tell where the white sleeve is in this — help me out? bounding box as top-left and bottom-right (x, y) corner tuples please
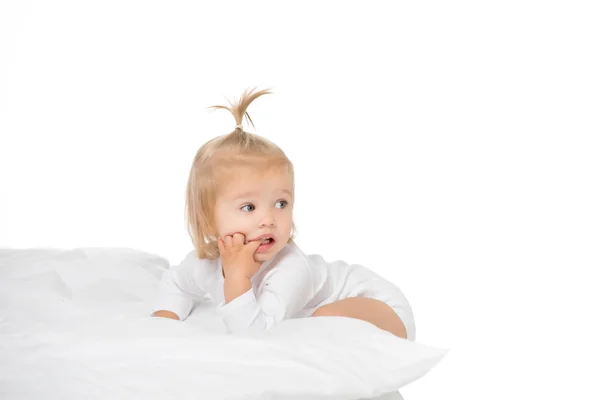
(151, 251), (210, 321)
(215, 246), (328, 334)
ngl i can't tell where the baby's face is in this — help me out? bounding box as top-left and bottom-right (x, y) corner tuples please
(213, 168), (294, 264)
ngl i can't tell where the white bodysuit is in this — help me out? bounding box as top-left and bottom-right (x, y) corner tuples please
(152, 240), (416, 341)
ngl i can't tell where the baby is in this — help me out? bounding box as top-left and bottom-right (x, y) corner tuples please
(151, 88), (416, 340)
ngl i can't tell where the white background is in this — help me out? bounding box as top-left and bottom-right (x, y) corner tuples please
(1, 1), (599, 399)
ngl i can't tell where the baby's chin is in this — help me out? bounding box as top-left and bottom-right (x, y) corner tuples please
(253, 245), (282, 262)
(254, 251), (274, 261)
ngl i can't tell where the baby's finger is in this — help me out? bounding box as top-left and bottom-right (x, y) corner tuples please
(247, 239), (263, 252)
(217, 237), (224, 253)
(232, 233), (246, 248)
(224, 235), (233, 248)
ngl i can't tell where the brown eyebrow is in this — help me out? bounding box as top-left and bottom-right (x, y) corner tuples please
(233, 189), (292, 202)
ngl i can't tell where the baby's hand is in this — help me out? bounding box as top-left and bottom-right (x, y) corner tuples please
(218, 233), (263, 280)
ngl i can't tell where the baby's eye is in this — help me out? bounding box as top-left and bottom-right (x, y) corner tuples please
(240, 201), (288, 212)
(241, 204), (255, 212)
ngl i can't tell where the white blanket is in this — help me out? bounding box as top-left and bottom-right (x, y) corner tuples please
(0, 248), (447, 400)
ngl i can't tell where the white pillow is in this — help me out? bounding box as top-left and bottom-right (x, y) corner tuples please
(0, 248), (447, 400)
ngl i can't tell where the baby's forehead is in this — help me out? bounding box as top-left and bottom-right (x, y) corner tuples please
(218, 169), (292, 198)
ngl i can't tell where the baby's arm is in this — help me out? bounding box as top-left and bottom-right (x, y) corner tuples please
(151, 251), (209, 321)
(152, 310), (180, 320)
(216, 248), (329, 333)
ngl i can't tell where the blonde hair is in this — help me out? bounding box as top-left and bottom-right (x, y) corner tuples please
(185, 88), (297, 259)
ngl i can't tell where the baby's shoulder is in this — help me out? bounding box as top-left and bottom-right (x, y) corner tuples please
(284, 242), (350, 270)
(304, 252), (352, 270)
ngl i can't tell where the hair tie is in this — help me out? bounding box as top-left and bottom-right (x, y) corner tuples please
(235, 124), (244, 130)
